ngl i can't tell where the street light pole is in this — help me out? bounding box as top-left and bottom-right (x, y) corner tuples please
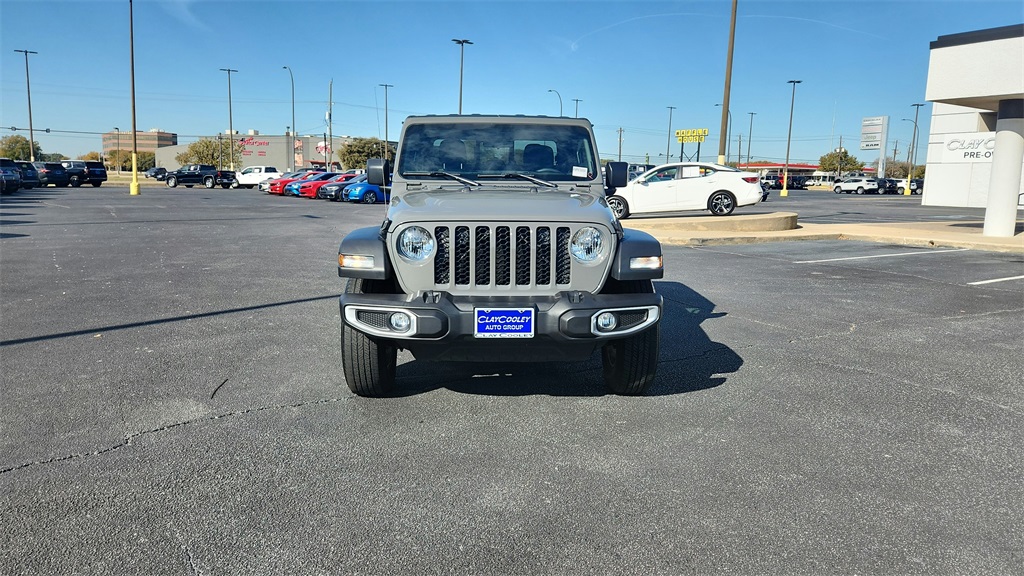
(380, 83), (393, 162)
(572, 98), (581, 118)
(908, 102), (924, 195)
(220, 68), (238, 169)
(14, 49), (37, 161)
(547, 89), (562, 116)
(283, 66), (295, 172)
(746, 112), (756, 167)
(452, 39), (472, 114)
(665, 106), (676, 163)
(128, 0), (140, 195)
(781, 79), (802, 197)
(902, 117), (919, 195)
(114, 127), (120, 174)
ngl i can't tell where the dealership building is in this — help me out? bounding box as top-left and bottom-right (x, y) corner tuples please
(153, 132), (384, 173)
(922, 23), (1024, 237)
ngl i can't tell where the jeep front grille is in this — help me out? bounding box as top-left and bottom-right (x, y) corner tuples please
(434, 224), (571, 289)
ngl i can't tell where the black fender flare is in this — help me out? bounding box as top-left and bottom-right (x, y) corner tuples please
(610, 228), (663, 281)
(337, 225), (392, 280)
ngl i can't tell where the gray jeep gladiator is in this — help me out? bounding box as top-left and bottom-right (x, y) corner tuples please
(337, 115), (664, 396)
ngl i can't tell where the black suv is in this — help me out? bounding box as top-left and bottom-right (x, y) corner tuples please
(33, 162), (70, 187)
(61, 160), (108, 187)
(15, 161), (40, 189)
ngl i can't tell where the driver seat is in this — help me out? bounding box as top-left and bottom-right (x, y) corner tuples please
(522, 144), (554, 171)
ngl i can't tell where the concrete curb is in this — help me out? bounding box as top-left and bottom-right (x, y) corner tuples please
(623, 213), (1024, 253)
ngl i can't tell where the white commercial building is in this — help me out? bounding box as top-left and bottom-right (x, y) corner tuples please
(923, 23), (1024, 237)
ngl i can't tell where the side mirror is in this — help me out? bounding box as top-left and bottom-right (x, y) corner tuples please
(367, 158), (391, 186)
(604, 161), (628, 191)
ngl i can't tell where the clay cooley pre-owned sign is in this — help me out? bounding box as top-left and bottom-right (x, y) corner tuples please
(942, 132), (996, 163)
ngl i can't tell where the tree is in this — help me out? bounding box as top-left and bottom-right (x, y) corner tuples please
(174, 137), (246, 168)
(106, 150), (156, 172)
(876, 158), (926, 179)
(0, 134), (42, 161)
(38, 152), (67, 162)
(79, 151), (103, 161)
(818, 149), (864, 174)
(337, 137), (394, 171)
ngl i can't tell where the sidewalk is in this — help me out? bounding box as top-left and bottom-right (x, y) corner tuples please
(624, 212), (1024, 253)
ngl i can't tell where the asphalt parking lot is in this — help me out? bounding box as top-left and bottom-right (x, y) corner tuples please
(2, 186), (1022, 575)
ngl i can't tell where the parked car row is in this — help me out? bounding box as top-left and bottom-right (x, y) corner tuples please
(833, 176), (924, 195)
(262, 170), (387, 203)
(0, 158), (106, 192)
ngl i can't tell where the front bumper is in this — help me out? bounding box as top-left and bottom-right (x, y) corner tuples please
(340, 289), (662, 362)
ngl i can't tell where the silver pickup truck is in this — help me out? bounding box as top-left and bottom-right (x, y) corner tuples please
(336, 115), (664, 396)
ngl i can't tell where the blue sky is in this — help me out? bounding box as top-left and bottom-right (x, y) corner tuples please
(1, 0), (1021, 166)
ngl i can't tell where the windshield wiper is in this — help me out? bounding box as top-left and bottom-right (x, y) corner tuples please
(477, 173), (557, 188)
(403, 171), (480, 186)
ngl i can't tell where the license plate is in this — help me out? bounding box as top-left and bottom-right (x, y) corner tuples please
(474, 308), (534, 338)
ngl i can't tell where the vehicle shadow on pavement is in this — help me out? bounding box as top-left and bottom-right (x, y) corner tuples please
(389, 281), (742, 397)
(648, 281), (743, 395)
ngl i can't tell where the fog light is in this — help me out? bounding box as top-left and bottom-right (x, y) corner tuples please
(596, 312), (617, 332)
(389, 312), (411, 332)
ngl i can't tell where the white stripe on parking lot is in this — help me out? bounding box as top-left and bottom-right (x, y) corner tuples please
(968, 275), (1024, 286)
(794, 248), (969, 264)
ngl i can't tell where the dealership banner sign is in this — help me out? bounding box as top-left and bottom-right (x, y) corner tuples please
(942, 132), (996, 163)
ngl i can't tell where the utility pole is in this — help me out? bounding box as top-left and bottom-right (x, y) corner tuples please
(572, 98), (582, 118)
(617, 127), (624, 161)
(328, 79), (333, 170)
(220, 68), (238, 169)
(452, 39), (472, 114)
(718, 0), (738, 165)
(380, 83), (393, 161)
(737, 134), (743, 168)
(746, 112), (756, 167)
(665, 106), (675, 162)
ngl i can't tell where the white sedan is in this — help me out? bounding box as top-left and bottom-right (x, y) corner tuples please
(606, 162), (764, 218)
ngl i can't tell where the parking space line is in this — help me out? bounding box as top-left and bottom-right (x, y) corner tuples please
(794, 248), (969, 264)
(968, 275), (1024, 286)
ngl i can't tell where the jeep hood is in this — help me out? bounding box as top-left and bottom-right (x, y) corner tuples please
(390, 187), (615, 225)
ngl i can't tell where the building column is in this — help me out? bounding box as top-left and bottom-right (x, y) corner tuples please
(983, 99), (1024, 237)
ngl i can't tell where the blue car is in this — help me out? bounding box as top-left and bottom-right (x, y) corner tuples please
(344, 178), (390, 204)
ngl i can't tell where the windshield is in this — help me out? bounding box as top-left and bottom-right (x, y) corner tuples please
(396, 122), (598, 183)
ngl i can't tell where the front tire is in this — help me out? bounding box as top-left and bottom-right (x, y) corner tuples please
(361, 192), (377, 204)
(166, 176), (177, 188)
(603, 323), (660, 395)
(341, 278), (397, 397)
(834, 186), (842, 194)
(708, 191), (736, 216)
(91, 182), (101, 187)
(606, 195), (629, 218)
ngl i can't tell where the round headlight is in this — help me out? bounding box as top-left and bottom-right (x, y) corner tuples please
(570, 226), (606, 263)
(397, 226), (435, 262)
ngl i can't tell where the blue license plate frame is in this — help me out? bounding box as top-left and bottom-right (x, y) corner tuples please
(474, 308), (534, 339)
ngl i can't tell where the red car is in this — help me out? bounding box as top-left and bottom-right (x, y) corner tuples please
(267, 171), (323, 195)
(293, 172), (349, 198)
